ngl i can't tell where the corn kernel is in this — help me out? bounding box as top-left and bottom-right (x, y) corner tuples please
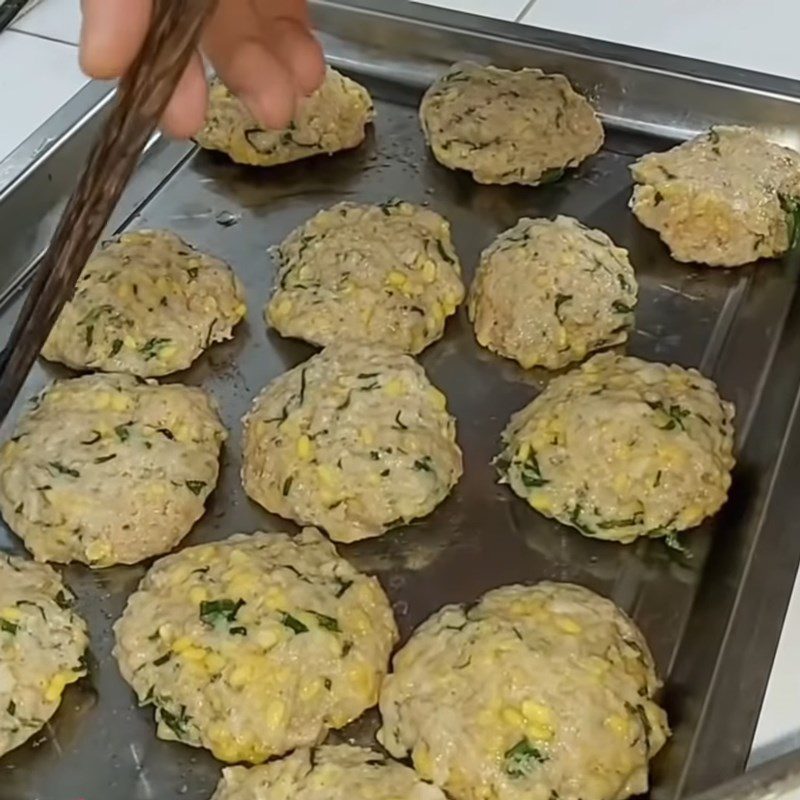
(180, 645), (207, 662)
(529, 494), (553, 513)
(85, 539), (112, 563)
(229, 664), (254, 688)
(123, 335), (137, 349)
(265, 699), (286, 729)
(605, 714), (629, 736)
(296, 435), (313, 460)
(526, 723), (555, 742)
(502, 707), (525, 727)
(262, 589), (286, 611)
(273, 298), (293, 317)
(429, 389), (447, 411)
(0, 608), (23, 622)
(413, 744), (434, 778)
(171, 636), (193, 654)
(317, 464), (339, 486)
(204, 651), (226, 673)
(256, 628), (279, 650)
(555, 616), (582, 635)
(109, 394), (130, 412)
(360, 427), (374, 446)
(387, 271), (407, 288)
(44, 671), (72, 703)
(516, 441), (531, 461)
(522, 701), (552, 724)
(300, 679), (323, 700)
(384, 378), (405, 398)
(422, 260), (437, 283)
(158, 345), (178, 362)
(189, 586), (208, 604)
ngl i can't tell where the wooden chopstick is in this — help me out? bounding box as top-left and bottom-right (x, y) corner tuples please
(0, 0), (217, 422)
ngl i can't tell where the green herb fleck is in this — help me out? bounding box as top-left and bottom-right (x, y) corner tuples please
(139, 337), (172, 361)
(281, 613), (309, 634)
(229, 626), (247, 636)
(414, 456), (434, 472)
(54, 590), (72, 610)
(185, 480), (207, 495)
(778, 194), (800, 252)
(85, 325), (94, 349)
(437, 240), (455, 264)
(156, 428), (175, 440)
(554, 293), (572, 322)
(94, 454), (117, 464)
(394, 411), (408, 430)
(665, 531), (691, 557)
(538, 167), (565, 185)
(503, 738), (547, 777)
(81, 431), (102, 445)
(309, 611), (340, 632)
(186, 267), (199, 280)
(7, 700), (16, 715)
(282, 476), (294, 496)
(158, 705), (191, 739)
(335, 579), (353, 598)
(115, 423), (132, 442)
(153, 653), (172, 667)
(0, 619), (19, 635)
(517, 451), (548, 488)
(199, 598), (245, 628)
(612, 300), (635, 314)
(49, 461), (80, 478)
(109, 339), (124, 357)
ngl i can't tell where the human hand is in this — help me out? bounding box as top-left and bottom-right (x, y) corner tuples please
(79, 0), (326, 138)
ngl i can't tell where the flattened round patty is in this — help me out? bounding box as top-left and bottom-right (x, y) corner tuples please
(420, 62), (604, 186)
(211, 744), (447, 800)
(0, 555), (88, 757)
(0, 373), (226, 567)
(469, 216), (637, 370)
(266, 201), (465, 354)
(496, 353), (735, 543)
(242, 343), (462, 543)
(196, 68), (374, 166)
(41, 230), (246, 377)
(114, 529), (398, 763)
(630, 126), (800, 266)
(379, 582), (669, 800)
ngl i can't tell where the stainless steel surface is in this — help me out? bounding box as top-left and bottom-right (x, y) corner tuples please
(2, 1), (800, 798)
(688, 749), (800, 800)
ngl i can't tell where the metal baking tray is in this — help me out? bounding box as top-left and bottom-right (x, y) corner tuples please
(3, 1), (800, 798)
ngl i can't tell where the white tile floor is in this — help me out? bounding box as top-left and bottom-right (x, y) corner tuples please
(0, 28), (86, 162)
(2, 0), (800, 782)
(522, 0), (800, 79)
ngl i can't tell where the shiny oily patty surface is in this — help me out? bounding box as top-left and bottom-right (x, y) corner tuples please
(379, 582), (669, 800)
(0, 373), (226, 566)
(114, 529), (398, 764)
(242, 342), (462, 543)
(497, 353), (735, 543)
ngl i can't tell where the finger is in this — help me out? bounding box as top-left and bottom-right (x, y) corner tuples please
(160, 51), (209, 139)
(266, 16), (325, 96)
(79, 0), (152, 79)
(204, 2), (297, 129)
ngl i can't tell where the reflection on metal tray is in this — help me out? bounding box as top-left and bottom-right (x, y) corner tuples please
(2, 1), (800, 798)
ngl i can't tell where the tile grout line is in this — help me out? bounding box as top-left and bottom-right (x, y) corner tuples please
(8, 26), (76, 47)
(515, 0), (539, 22)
